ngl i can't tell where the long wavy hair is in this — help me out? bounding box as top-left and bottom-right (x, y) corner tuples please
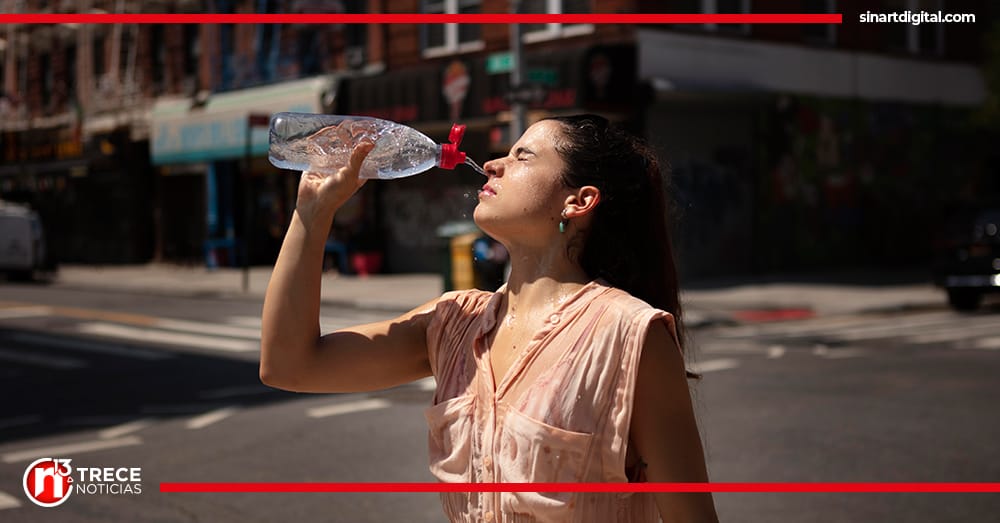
(544, 114), (691, 372)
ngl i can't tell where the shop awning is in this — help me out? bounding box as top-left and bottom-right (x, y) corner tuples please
(150, 76), (340, 165)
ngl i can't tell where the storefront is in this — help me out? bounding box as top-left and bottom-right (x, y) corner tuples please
(0, 123), (152, 264)
(337, 44), (642, 273)
(637, 28), (987, 277)
(150, 75), (347, 266)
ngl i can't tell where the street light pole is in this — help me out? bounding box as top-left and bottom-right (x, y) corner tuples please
(509, 0), (525, 142)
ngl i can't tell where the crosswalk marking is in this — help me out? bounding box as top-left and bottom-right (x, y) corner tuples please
(77, 322), (259, 352)
(0, 491), (21, 510)
(0, 305), (52, 320)
(186, 407), (240, 430)
(689, 358), (740, 373)
(715, 310), (1000, 349)
(307, 398), (391, 418)
(228, 313), (393, 335)
(156, 319), (261, 339)
(1, 436), (142, 464)
(969, 337), (1000, 350)
(99, 419), (153, 440)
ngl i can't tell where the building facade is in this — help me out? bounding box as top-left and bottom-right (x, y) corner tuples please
(1, 0), (996, 278)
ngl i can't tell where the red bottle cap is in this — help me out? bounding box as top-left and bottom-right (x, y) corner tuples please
(438, 123), (467, 170)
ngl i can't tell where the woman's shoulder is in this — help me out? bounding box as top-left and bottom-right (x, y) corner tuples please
(436, 288), (496, 310)
(591, 281), (663, 316)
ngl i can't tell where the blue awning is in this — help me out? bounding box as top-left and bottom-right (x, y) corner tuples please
(150, 76), (340, 165)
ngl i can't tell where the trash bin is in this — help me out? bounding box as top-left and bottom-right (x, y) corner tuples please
(436, 221), (480, 292)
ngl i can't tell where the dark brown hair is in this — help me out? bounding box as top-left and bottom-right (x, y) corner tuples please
(544, 114), (692, 373)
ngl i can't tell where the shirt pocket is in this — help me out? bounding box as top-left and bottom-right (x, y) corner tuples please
(498, 406), (595, 521)
(424, 393), (475, 483)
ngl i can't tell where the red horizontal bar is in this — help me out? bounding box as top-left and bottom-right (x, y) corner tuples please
(159, 482), (1000, 493)
(0, 13), (842, 25)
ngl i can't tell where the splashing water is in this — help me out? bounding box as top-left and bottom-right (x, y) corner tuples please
(464, 157), (486, 176)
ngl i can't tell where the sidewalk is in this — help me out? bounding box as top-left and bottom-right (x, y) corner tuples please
(45, 264), (948, 327)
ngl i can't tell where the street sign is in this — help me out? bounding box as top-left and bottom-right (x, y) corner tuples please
(526, 68), (559, 86)
(486, 52), (514, 74)
(505, 83), (548, 105)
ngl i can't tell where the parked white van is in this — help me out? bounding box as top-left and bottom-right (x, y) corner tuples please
(0, 200), (52, 280)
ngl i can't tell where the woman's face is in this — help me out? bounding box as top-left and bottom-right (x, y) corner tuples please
(474, 120), (570, 244)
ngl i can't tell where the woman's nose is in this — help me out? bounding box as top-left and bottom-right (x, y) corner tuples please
(483, 158), (503, 177)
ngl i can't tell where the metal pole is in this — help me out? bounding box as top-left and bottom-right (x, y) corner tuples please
(242, 120), (251, 292)
(509, 0), (525, 143)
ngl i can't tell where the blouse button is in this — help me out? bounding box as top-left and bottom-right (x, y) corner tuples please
(484, 510), (495, 522)
(483, 456), (493, 469)
(548, 313), (560, 325)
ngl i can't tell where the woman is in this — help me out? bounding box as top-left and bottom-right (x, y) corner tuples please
(261, 114), (719, 522)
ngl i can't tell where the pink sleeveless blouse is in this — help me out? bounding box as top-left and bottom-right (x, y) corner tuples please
(424, 280), (678, 522)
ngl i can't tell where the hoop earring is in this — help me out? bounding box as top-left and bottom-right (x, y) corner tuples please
(559, 209), (568, 234)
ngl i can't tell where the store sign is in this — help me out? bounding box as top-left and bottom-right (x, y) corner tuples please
(486, 52), (513, 74)
(151, 76), (335, 165)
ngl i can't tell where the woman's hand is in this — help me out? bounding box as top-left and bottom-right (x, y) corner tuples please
(295, 139), (375, 230)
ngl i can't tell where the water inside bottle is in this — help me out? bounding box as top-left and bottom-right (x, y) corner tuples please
(464, 157), (486, 176)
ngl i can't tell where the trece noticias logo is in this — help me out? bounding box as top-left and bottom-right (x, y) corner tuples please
(23, 458), (143, 508)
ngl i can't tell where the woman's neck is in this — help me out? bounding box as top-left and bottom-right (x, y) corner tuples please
(502, 245), (591, 314)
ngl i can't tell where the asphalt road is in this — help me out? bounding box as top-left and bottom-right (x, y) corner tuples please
(1, 284), (998, 522)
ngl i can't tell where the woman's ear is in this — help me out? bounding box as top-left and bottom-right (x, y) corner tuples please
(563, 186), (601, 219)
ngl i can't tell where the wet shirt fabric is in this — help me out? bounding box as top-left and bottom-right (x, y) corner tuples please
(425, 280), (679, 523)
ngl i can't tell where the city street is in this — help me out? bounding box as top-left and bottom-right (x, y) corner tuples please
(1, 284), (998, 522)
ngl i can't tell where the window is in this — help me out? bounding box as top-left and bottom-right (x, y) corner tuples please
(521, 0), (593, 43)
(150, 25), (165, 93)
(713, 0), (750, 35)
(422, 0), (483, 57)
(663, 0), (750, 35)
(802, 0), (837, 45)
(884, 0), (945, 56)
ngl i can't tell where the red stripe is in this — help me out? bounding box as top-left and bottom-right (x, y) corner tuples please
(0, 13), (841, 25)
(159, 482), (1000, 493)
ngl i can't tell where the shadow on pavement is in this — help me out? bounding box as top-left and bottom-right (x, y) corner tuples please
(0, 327), (300, 445)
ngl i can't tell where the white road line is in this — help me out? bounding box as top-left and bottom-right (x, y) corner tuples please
(200, 385), (272, 399)
(689, 358), (740, 374)
(307, 398), (391, 418)
(415, 377), (437, 392)
(140, 404), (224, 415)
(968, 337), (1000, 350)
(0, 491), (21, 510)
(7, 332), (170, 361)
(903, 321), (1000, 344)
(0, 415), (42, 430)
(0, 348), (87, 369)
(722, 311), (955, 341)
(1, 436), (142, 464)
(156, 319), (261, 339)
(0, 306), (52, 320)
(98, 418), (153, 440)
(185, 407), (240, 430)
(812, 345), (866, 359)
(766, 345), (786, 359)
(77, 323), (258, 352)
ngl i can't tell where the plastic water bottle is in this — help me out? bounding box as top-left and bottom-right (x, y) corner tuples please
(268, 112), (478, 179)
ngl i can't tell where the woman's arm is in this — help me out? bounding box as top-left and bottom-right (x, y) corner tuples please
(260, 140), (434, 393)
(630, 320), (720, 522)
